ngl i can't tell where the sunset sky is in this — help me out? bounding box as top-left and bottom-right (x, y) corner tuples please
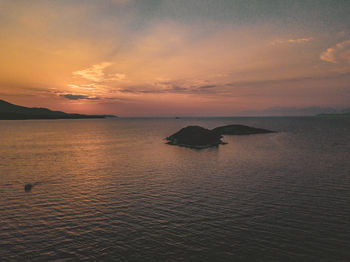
(1, 0), (350, 116)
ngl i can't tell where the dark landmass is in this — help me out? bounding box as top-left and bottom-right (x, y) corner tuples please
(212, 124), (275, 135)
(317, 112), (350, 118)
(166, 124), (275, 149)
(0, 99), (116, 120)
(166, 126), (225, 149)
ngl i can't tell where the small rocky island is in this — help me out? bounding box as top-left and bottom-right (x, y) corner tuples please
(166, 124), (275, 149)
(212, 124), (274, 135)
(166, 126), (225, 148)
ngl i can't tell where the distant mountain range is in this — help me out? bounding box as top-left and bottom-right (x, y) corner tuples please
(317, 112), (350, 118)
(236, 106), (350, 116)
(0, 99), (116, 120)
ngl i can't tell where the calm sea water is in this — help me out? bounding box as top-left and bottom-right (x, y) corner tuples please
(0, 117), (349, 261)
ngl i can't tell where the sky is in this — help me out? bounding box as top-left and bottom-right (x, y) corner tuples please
(0, 0), (350, 116)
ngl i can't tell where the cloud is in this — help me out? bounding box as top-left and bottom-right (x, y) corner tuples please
(109, 73), (126, 81)
(60, 94), (99, 100)
(111, 0), (130, 3)
(320, 40), (350, 64)
(172, 86), (187, 91)
(199, 85), (216, 89)
(116, 82), (219, 95)
(68, 62), (127, 97)
(70, 61), (127, 96)
(270, 37), (313, 45)
(73, 62), (112, 82)
(67, 84), (97, 90)
(287, 38), (313, 44)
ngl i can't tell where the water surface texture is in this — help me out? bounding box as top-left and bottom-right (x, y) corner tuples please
(0, 117), (349, 261)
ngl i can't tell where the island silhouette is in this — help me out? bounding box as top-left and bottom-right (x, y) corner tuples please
(166, 125), (275, 149)
(0, 99), (116, 120)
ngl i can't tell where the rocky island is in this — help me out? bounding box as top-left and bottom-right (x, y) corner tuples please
(166, 124), (275, 149)
(0, 99), (116, 120)
(166, 126), (226, 149)
(212, 124), (274, 135)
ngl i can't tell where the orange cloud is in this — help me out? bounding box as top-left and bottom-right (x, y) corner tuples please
(270, 37), (313, 45)
(320, 40), (350, 64)
(73, 62), (112, 82)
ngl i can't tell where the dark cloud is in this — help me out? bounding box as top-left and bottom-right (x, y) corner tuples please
(172, 86), (187, 91)
(118, 89), (135, 93)
(118, 84), (188, 94)
(199, 85), (216, 89)
(116, 81), (220, 95)
(226, 73), (350, 88)
(60, 94), (99, 100)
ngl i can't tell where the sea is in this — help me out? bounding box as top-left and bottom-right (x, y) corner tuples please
(0, 117), (349, 261)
